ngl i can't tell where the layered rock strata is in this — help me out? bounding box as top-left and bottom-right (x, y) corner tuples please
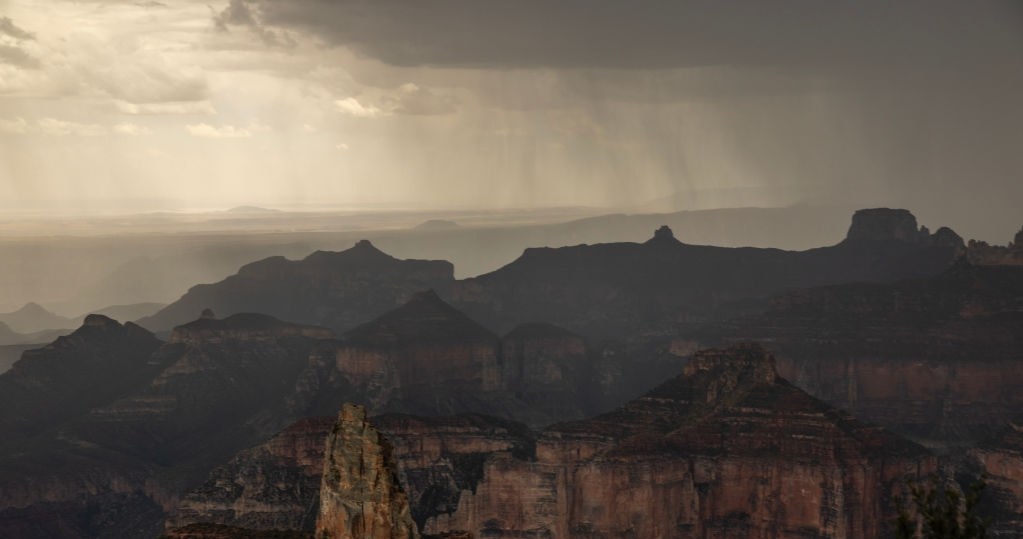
(298, 345), (932, 539)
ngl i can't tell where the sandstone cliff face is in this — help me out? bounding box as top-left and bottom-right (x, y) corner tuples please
(696, 262), (1023, 444)
(0, 312), (341, 539)
(168, 412), (534, 536)
(315, 404), (418, 539)
(139, 240), (454, 333)
(500, 323), (593, 422)
(426, 345), (931, 539)
(169, 417), (333, 532)
(308, 345), (933, 539)
(971, 418), (1023, 537)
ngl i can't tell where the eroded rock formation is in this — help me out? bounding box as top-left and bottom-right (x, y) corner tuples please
(315, 404), (418, 539)
(695, 261), (1023, 444)
(307, 345), (933, 539)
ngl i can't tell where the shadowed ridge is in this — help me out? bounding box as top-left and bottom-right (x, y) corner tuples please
(543, 343), (927, 461)
(137, 240), (454, 333)
(344, 289), (497, 346)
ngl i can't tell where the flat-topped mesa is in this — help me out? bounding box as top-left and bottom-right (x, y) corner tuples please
(844, 208), (966, 252)
(315, 404), (418, 539)
(170, 312), (333, 344)
(845, 208), (923, 242)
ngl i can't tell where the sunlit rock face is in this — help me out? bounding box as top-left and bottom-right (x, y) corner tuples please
(315, 404), (419, 539)
(138, 240), (455, 333)
(0, 312), (338, 539)
(166, 413), (534, 536)
(310, 345), (933, 539)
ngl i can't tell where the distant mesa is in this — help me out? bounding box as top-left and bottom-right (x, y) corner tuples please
(224, 205), (280, 214)
(200, 308), (216, 320)
(414, 219), (461, 231)
(171, 312), (333, 343)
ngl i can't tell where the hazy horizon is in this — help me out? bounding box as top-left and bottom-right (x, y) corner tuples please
(1, 1), (1021, 238)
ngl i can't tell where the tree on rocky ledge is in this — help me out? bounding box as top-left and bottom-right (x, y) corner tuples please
(895, 475), (988, 539)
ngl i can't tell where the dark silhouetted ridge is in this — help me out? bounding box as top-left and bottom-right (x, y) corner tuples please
(345, 289), (497, 346)
(138, 240), (454, 332)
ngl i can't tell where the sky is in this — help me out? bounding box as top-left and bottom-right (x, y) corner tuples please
(0, 1), (1021, 238)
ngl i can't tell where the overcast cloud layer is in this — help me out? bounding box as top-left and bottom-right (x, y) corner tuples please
(0, 0), (1021, 240)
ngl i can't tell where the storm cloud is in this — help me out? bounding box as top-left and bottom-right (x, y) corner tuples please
(244, 1), (1023, 70)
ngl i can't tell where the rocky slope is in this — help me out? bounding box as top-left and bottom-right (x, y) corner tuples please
(452, 208), (964, 337)
(0, 315), (164, 441)
(138, 240), (454, 332)
(415, 344), (932, 539)
(168, 417), (332, 532)
(290, 291), (609, 427)
(1, 299), (609, 539)
(0, 313), (338, 539)
(967, 226), (1023, 266)
(168, 411), (533, 537)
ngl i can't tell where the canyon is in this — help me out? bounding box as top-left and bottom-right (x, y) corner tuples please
(0, 208), (1019, 538)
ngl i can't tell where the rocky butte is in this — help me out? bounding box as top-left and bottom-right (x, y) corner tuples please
(415, 344), (932, 539)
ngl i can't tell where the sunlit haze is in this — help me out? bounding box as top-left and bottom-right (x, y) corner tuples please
(0, 1), (1020, 240)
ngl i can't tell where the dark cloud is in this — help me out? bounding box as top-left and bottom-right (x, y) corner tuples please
(0, 44), (39, 69)
(0, 17), (34, 41)
(213, 0), (294, 47)
(0, 17), (38, 68)
(239, 1), (1023, 70)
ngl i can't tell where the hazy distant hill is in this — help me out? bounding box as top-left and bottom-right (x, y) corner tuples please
(137, 240), (454, 332)
(0, 303), (70, 334)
